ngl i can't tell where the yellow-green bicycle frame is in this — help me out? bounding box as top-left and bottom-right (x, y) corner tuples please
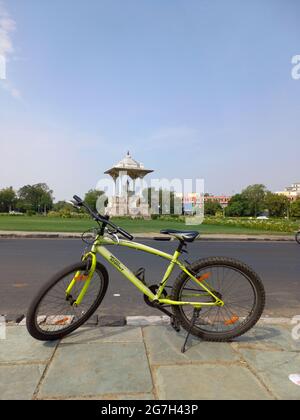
(66, 234), (225, 308)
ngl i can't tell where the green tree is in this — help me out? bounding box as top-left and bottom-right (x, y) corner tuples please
(226, 185), (269, 217)
(204, 199), (222, 216)
(264, 193), (289, 217)
(241, 184), (268, 216)
(18, 183), (53, 213)
(53, 201), (73, 212)
(0, 187), (17, 212)
(84, 189), (105, 212)
(225, 194), (251, 217)
(290, 199), (300, 218)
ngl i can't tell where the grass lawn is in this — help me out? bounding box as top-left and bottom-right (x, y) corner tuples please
(0, 215), (292, 235)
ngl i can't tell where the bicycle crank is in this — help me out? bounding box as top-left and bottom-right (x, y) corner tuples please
(143, 285), (167, 307)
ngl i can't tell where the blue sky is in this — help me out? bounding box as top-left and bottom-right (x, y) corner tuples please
(0, 0), (300, 200)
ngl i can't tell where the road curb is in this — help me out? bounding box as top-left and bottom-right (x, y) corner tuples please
(126, 315), (170, 326)
(2, 315), (293, 327)
(0, 231), (295, 241)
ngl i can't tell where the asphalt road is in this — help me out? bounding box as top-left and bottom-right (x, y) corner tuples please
(0, 238), (299, 318)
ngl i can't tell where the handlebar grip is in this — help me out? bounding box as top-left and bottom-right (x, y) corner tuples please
(73, 195), (83, 204)
(117, 227), (134, 241)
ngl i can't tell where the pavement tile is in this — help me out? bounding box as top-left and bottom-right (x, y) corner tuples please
(143, 326), (239, 364)
(60, 326), (143, 344)
(154, 364), (273, 400)
(0, 364), (45, 400)
(231, 325), (300, 352)
(38, 342), (153, 398)
(0, 327), (57, 363)
(237, 349), (300, 400)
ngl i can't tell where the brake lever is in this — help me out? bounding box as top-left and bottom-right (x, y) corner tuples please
(105, 228), (120, 244)
(111, 232), (120, 244)
(67, 200), (81, 209)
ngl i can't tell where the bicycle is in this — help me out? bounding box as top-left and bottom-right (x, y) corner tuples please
(295, 231), (300, 245)
(26, 195), (265, 352)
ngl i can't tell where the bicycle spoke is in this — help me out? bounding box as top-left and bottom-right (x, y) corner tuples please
(179, 263), (257, 335)
(35, 269), (104, 333)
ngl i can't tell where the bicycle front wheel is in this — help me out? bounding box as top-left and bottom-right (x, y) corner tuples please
(172, 257), (265, 342)
(26, 261), (109, 341)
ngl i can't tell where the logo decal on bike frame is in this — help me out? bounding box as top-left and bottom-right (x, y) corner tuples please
(109, 255), (125, 272)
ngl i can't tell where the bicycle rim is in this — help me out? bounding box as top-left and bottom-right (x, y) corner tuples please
(178, 264), (258, 335)
(33, 266), (105, 335)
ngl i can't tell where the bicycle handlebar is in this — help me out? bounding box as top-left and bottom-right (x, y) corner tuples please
(72, 195), (134, 241)
(115, 226), (134, 241)
(73, 195), (84, 205)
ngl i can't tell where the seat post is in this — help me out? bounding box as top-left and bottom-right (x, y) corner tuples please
(176, 240), (187, 254)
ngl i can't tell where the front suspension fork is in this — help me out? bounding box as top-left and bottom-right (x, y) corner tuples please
(65, 252), (97, 306)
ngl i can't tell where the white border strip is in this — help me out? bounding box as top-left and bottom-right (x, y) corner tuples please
(13, 315), (294, 327)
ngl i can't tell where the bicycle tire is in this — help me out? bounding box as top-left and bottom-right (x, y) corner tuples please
(26, 261), (109, 341)
(295, 232), (300, 244)
(172, 257), (265, 342)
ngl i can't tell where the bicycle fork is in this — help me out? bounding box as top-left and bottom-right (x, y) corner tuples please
(65, 252), (97, 306)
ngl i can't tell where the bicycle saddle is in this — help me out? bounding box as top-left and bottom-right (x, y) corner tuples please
(160, 229), (199, 242)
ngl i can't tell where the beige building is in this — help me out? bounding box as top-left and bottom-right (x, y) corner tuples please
(176, 193), (231, 206)
(275, 182), (300, 201)
(175, 193), (231, 215)
(204, 195), (231, 208)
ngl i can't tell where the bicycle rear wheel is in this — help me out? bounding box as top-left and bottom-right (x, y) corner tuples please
(26, 261), (108, 341)
(172, 257), (265, 341)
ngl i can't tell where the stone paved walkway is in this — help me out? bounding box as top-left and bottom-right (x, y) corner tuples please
(0, 323), (299, 400)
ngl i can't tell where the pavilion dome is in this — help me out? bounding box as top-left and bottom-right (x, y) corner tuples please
(104, 152), (153, 180)
(116, 152), (144, 169)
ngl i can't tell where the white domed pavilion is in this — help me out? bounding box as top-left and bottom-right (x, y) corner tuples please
(104, 152), (153, 217)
